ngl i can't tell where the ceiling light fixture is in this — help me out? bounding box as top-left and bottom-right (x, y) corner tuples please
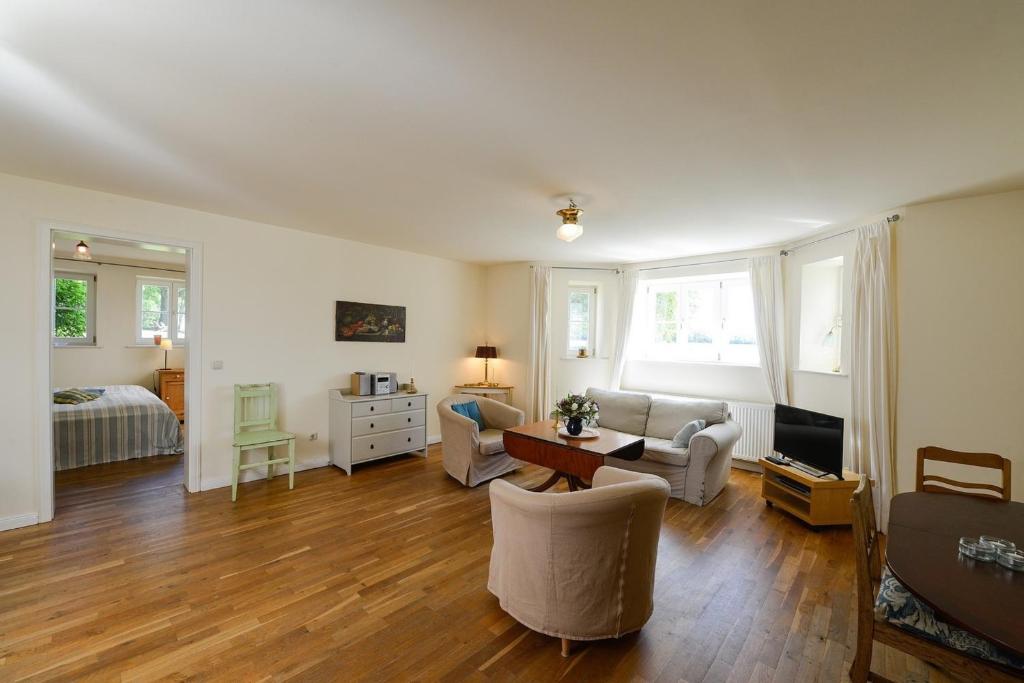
(555, 199), (583, 242)
(73, 240), (92, 260)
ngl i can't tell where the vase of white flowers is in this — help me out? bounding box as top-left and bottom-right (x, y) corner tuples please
(552, 393), (599, 436)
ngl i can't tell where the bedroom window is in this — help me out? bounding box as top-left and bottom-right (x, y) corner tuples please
(567, 285), (597, 357)
(53, 271), (96, 346)
(635, 272), (758, 365)
(137, 277), (187, 344)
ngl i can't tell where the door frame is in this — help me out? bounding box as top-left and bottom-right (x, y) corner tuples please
(35, 221), (203, 522)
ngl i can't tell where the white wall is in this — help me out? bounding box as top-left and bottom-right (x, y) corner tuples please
(481, 263), (531, 413)
(782, 230), (856, 467)
(895, 190), (1024, 500)
(0, 172), (484, 525)
(52, 258), (188, 389)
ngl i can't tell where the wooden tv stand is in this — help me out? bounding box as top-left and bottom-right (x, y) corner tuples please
(761, 459), (859, 527)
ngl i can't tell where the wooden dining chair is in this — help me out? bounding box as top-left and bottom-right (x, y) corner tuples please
(232, 383), (295, 502)
(916, 446), (1011, 502)
(849, 478), (1023, 682)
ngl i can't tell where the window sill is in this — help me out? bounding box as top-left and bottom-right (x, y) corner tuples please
(794, 368), (848, 378)
(628, 358), (761, 369)
(130, 343), (188, 348)
(560, 355), (609, 361)
(53, 344), (100, 349)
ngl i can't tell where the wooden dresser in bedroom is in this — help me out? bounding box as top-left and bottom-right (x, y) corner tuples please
(154, 368), (185, 421)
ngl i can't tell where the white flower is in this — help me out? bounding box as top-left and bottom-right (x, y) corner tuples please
(571, 403), (578, 411)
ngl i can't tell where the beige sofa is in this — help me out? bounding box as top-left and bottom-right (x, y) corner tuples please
(585, 387), (743, 506)
(437, 395), (525, 486)
(488, 466), (670, 653)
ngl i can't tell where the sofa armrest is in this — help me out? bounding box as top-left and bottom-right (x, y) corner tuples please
(684, 419), (743, 505)
(689, 420), (742, 461)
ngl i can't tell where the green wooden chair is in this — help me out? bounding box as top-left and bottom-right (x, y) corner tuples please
(232, 383), (295, 502)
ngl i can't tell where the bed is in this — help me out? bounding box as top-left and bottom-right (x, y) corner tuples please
(53, 384), (184, 471)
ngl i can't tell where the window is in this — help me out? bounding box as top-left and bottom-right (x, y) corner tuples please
(635, 272), (758, 364)
(567, 285), (597, 357)
(53, 271), (96, 346)
(799, 257), (843, 373)
(137, 277), (187, 344)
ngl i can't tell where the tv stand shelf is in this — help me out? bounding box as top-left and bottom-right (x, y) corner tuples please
(761, 459), (859, 527)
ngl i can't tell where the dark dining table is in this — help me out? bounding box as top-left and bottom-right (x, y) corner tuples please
(886, 492), (1024, 659)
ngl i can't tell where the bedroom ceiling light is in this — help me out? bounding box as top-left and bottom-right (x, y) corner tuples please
(73, 240), (92, 260)
(555, 199), (583, 242)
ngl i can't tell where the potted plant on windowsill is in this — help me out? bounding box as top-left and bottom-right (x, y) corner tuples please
(551, 393), (599, 436)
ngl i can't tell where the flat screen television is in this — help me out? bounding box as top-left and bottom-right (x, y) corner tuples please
(773, 404), (844, 479)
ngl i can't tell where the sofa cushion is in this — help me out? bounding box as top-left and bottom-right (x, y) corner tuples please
(642, 437), (690, 467)
(586, 388), (651, 435)
(671, 419), (706, 448)
(875, 566), (1024, 669)
(645, 397), (728, 440)
(452, 400), (486, 431)
(478, 429), (506, 456)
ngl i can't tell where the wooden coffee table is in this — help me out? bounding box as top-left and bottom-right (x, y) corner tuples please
(502, 420), (645, 492)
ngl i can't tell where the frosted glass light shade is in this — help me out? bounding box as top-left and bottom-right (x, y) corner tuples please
(556, 223), (583, 242)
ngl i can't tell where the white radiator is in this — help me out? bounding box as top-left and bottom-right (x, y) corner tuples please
(728, 401), (774, 463)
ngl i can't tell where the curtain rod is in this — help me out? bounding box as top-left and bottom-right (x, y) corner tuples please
(636, 256), (749, 272)
(548, 266), (620, 272)
(54, 256), (186, 274)
(780, 214), (900, 256)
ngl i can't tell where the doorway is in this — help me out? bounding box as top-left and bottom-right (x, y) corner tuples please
(36, 223), (203, 523)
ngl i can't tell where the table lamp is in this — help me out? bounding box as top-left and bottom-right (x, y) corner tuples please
(475, 345), (497, 386)
(160, 338), (173, 369)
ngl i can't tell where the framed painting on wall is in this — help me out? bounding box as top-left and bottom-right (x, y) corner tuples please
(335, 301), (406, 342)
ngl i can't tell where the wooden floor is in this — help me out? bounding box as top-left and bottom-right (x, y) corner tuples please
(0, 447), (959, 682)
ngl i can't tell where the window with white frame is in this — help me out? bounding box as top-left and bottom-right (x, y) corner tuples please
(799, 257), (844, 373)
(136, 277), (187, 344)
(567, 284), (597, 357)
(53, 271), (96, 346)
(634, 272), (759, 364)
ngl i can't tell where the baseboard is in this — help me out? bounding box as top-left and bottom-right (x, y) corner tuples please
(0, 512), (40, 532)
(731, 458), (763, 473)
(200, 455), (330, 491)
(427, 434), (441, 445)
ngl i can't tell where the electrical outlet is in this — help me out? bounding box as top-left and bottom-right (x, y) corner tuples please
(211, 360), (224, 370)
(309, 432), (318, 441)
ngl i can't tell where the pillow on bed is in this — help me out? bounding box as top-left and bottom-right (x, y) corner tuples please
(82, 387), (106, 395)
(53, 389), (102, 405)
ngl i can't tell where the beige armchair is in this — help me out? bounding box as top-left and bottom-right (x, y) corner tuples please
(487, 466), (671, 656)
(437, 395), (525, 487)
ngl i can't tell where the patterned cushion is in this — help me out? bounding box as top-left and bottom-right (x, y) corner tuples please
(875, 566), (1024, 670)
(53, 389), (102, 405)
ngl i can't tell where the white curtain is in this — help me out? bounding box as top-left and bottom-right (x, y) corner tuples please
(850, 220), (897, 531)
(609, 269), (639, 390)
(527, 265), (552, 422)
(749, 255), (789, 404)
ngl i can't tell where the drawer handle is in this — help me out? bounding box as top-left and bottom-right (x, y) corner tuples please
(407, 437), (411, 442)
(370, 423), (374, 428)
(370, 406), (374, 412)
(407, 401), (412, 407)
(370, 444), (374, 450)
(407, 417), (411, 423)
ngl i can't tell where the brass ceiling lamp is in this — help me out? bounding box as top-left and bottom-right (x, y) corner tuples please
(555, 199), (583, 242)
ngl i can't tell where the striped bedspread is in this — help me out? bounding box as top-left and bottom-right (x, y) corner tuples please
(53, 385), (184, 471)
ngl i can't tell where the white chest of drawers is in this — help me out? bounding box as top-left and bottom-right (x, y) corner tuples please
(328, 390), (429, 475)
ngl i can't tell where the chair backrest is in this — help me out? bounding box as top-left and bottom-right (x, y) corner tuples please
(850, 477), (882, 618)
(234, 383), (278, 434)
(916, 446), (1011, 502)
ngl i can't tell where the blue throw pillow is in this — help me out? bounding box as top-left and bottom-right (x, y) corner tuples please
(671, 419), (706, 448)
(452, 401), (486, 431)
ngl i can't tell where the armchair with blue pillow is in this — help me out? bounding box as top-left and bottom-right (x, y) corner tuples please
(437, 395), (525, 487)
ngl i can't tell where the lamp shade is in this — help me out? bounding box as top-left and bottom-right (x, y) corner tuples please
(160, 339), (173, 351)
(475, 345), (497, 359)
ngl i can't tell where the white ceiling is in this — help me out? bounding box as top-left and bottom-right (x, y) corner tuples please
(2, 1), (1022, 264)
